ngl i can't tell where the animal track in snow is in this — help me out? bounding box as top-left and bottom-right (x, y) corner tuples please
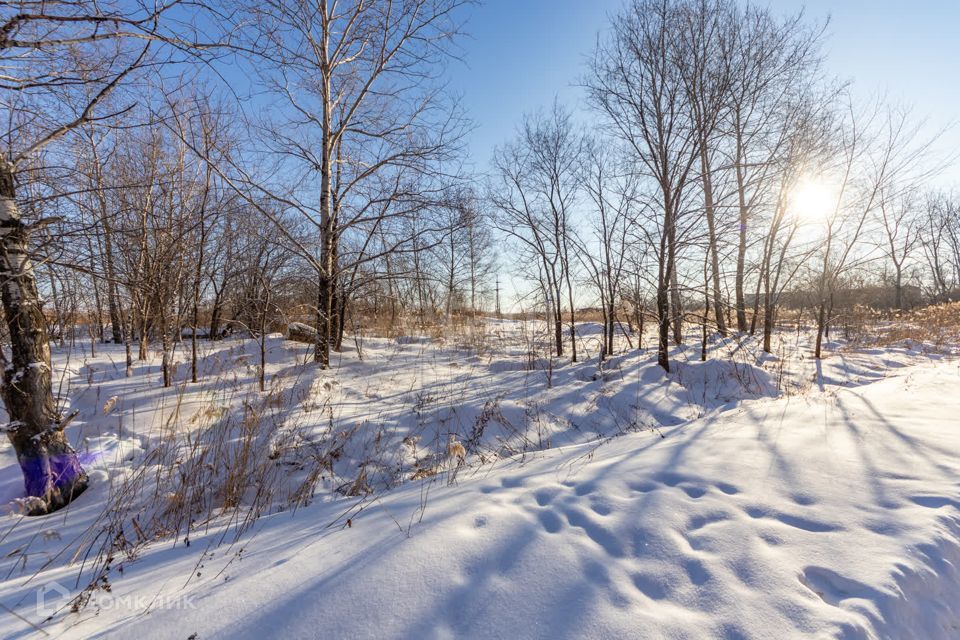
(649, 471), (708, 499)
(687, 511), (731, 532)
(500, 475), (525, 489)
(682, 557), (711, 586)
(533, 487), (560, 507)
(561, 506), (625, 558)
(589, 498), (613, 516)
(909, 495), (960, 510)
(790, 492), (816, 506)
(573, 481), (597, 496)
(680, 485), (706, 499)
(714, 482), (739, 495)
(798, 566), (879, 607)
(744, 506), (841, 533)
(631, 572), (670, 600)
(627, 480), (658, 494)
(536, 509), (563, 534)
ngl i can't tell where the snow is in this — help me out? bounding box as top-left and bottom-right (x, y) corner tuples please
(0, 322), (957, 639)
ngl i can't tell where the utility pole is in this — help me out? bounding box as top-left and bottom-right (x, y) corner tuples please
(495, 274), (502, 319)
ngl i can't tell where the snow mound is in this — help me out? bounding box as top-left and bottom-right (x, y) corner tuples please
(674, 358), (779, 404)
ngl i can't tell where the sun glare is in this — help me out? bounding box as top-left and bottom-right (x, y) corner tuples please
(789, 176), (838, 222)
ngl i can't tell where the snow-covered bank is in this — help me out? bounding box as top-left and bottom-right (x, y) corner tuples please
(1, 346), (957, 639)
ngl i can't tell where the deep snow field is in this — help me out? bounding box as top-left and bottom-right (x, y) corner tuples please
(0, 320), (958, 639)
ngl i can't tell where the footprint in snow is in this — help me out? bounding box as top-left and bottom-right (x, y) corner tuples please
(683, 557), (711, 586)
(687, 511), (731, 532)
(532, 487), (561, 507)
(500, 475), (525, 489)
(714, 482), (739, 495)
(744, 505), (841, 533)
(631, 572), (670, 600)
(909, 495), (960, 510)
(627, 480), (658, 494)
(680, 485), (706, 499)
(537, 509), (563, 534)
(790, 492), (817, 506)
(573, 481), (597, 496)
(589, 497), (613, 516)
(799, 566), (880, 607)
(562, 506), (626, 558)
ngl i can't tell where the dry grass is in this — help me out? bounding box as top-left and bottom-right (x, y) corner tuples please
(855, 302), (960, 351)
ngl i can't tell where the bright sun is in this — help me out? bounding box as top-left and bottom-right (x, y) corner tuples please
(789, 176), (837, 222)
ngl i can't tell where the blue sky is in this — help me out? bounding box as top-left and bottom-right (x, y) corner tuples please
(451, 0), (960, 183)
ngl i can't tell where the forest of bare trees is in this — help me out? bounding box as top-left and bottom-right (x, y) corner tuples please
(2, 0), (959, 517)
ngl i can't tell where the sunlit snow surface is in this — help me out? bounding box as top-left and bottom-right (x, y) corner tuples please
(0, 321), (957, 639)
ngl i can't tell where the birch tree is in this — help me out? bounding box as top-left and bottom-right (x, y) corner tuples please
(234, 0), (469, 367)
(0, 2), (170, 513)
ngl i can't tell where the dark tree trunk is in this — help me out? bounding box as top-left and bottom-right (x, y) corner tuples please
(138, 314), (149, 360)
(599, 293), (609, 362)
(669, 222), (682, 346)
(190, 215), (206, 383)
(734, 122), (749, 332)
(670, 266), (682, 345)
(563, 243), (577, 363)
(209, 283), (225, 340)
(894, 269), (903, 310)
(749, 271), (762, 335)
(606, 299), (616, 357)
(657, 203), (672, 372)
(0, 162), (87, 515)
(553, 316), (563, 358)
(814, 301), (827, 360)
(656, 277), (670, 372)
(316, 64), (334, 368)
(124, 307), (134, 375)
(101, 214), (123, 343)
(550, 281), (563, 358)
(334, 288), (348, 352)
(700, 148), (727, 337)
(316, 271), (330, 366)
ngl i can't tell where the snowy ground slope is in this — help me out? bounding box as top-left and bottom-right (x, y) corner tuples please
(2, 357), (958, 638)
(0, 323), (957, 638)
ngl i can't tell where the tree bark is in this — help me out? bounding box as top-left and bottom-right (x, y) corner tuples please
(657, 193), (674, 372)
(700, 148), (727, 337)
(734, 121), (749, 332)
(0, 162), (87, 514)
(209, 282), (225, 339)
(894, 267), (903, 310)
(315, 31), (335, 368)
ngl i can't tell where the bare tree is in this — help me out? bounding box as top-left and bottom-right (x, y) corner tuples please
(812, 104), (934, 359)
(723, 5), (825, 332)
(677, 0), (734, 337)
(588, 0), (702, 371)
(921, 192), (959, 301)
(579, 141), (637, 360)
(226, 0), (469, 367)
(488, 105), (582, 359)
(0, 0), (196, 513)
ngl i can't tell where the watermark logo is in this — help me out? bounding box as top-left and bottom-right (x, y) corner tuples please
(35, 580), (196, 618)
(36, 581), (70, 618)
